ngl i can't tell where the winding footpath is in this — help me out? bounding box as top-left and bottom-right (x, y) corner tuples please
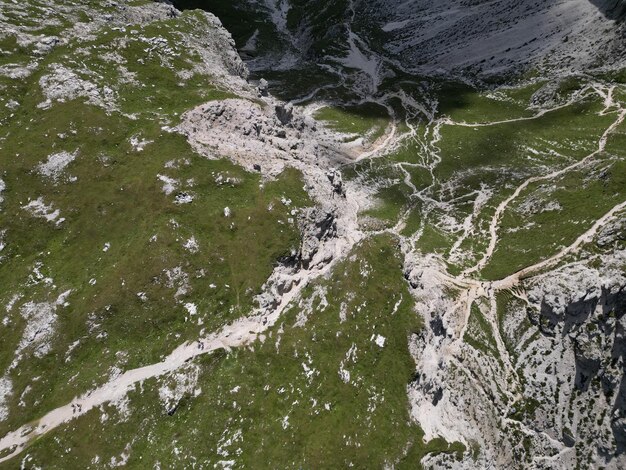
(0, 176), (367, 464)
(462, 87), (625, 277)
(0, 317), (265, 463)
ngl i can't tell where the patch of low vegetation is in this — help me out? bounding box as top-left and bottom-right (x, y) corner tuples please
(361, 183), (411, 229)
(436, 97), (612, 182)
(314, 102), (390, 142)
(14, 235), (462, 468)
(464, 303), (499, 358)
(509, 397), (541, 422)
(436, 81), (539, 123)
(0, 98), (311, 436)
(481, 157), (626, 280)
(0, 2), (311, 440)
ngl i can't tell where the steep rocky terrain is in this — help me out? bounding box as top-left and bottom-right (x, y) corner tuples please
(0, 0), (625, 468)
(365, 0), (626, 77)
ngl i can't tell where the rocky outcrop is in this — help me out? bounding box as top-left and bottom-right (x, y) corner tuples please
(507, 245), (626, 465)
(177, 96), (360, 177)
(528, 256), (626, 334)
(297, 208), (338, 269)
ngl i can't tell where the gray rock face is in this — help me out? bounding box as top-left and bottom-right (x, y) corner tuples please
(598, 218), (626, 247)
(573, 328), (605, 389)
(297, 208), (337, 269)
(597, 0), (626, 19)
(362, 0), (626, 77)
(516, 249), (626, 461)
(178, 96), (358, 180)
(258, 78), (269, 96)
(403, 240), (626, 467)
(325, 169), (344, 197)
(274, 103), (293, 125)
(199, 13), (250, 83)
(528, 261), (626, 334)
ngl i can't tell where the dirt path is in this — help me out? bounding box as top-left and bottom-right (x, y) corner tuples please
(442, 84), (598, 128)
(0, 177), (368, 463)
(494, 199), (626, 289)
(462, 99), (625, 277)
(0, 316), (267, 463)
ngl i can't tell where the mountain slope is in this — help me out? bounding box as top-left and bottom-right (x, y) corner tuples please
(0, 0), (625, 468)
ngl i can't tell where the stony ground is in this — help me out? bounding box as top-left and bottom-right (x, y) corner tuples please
(0, 0), (625, 468)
